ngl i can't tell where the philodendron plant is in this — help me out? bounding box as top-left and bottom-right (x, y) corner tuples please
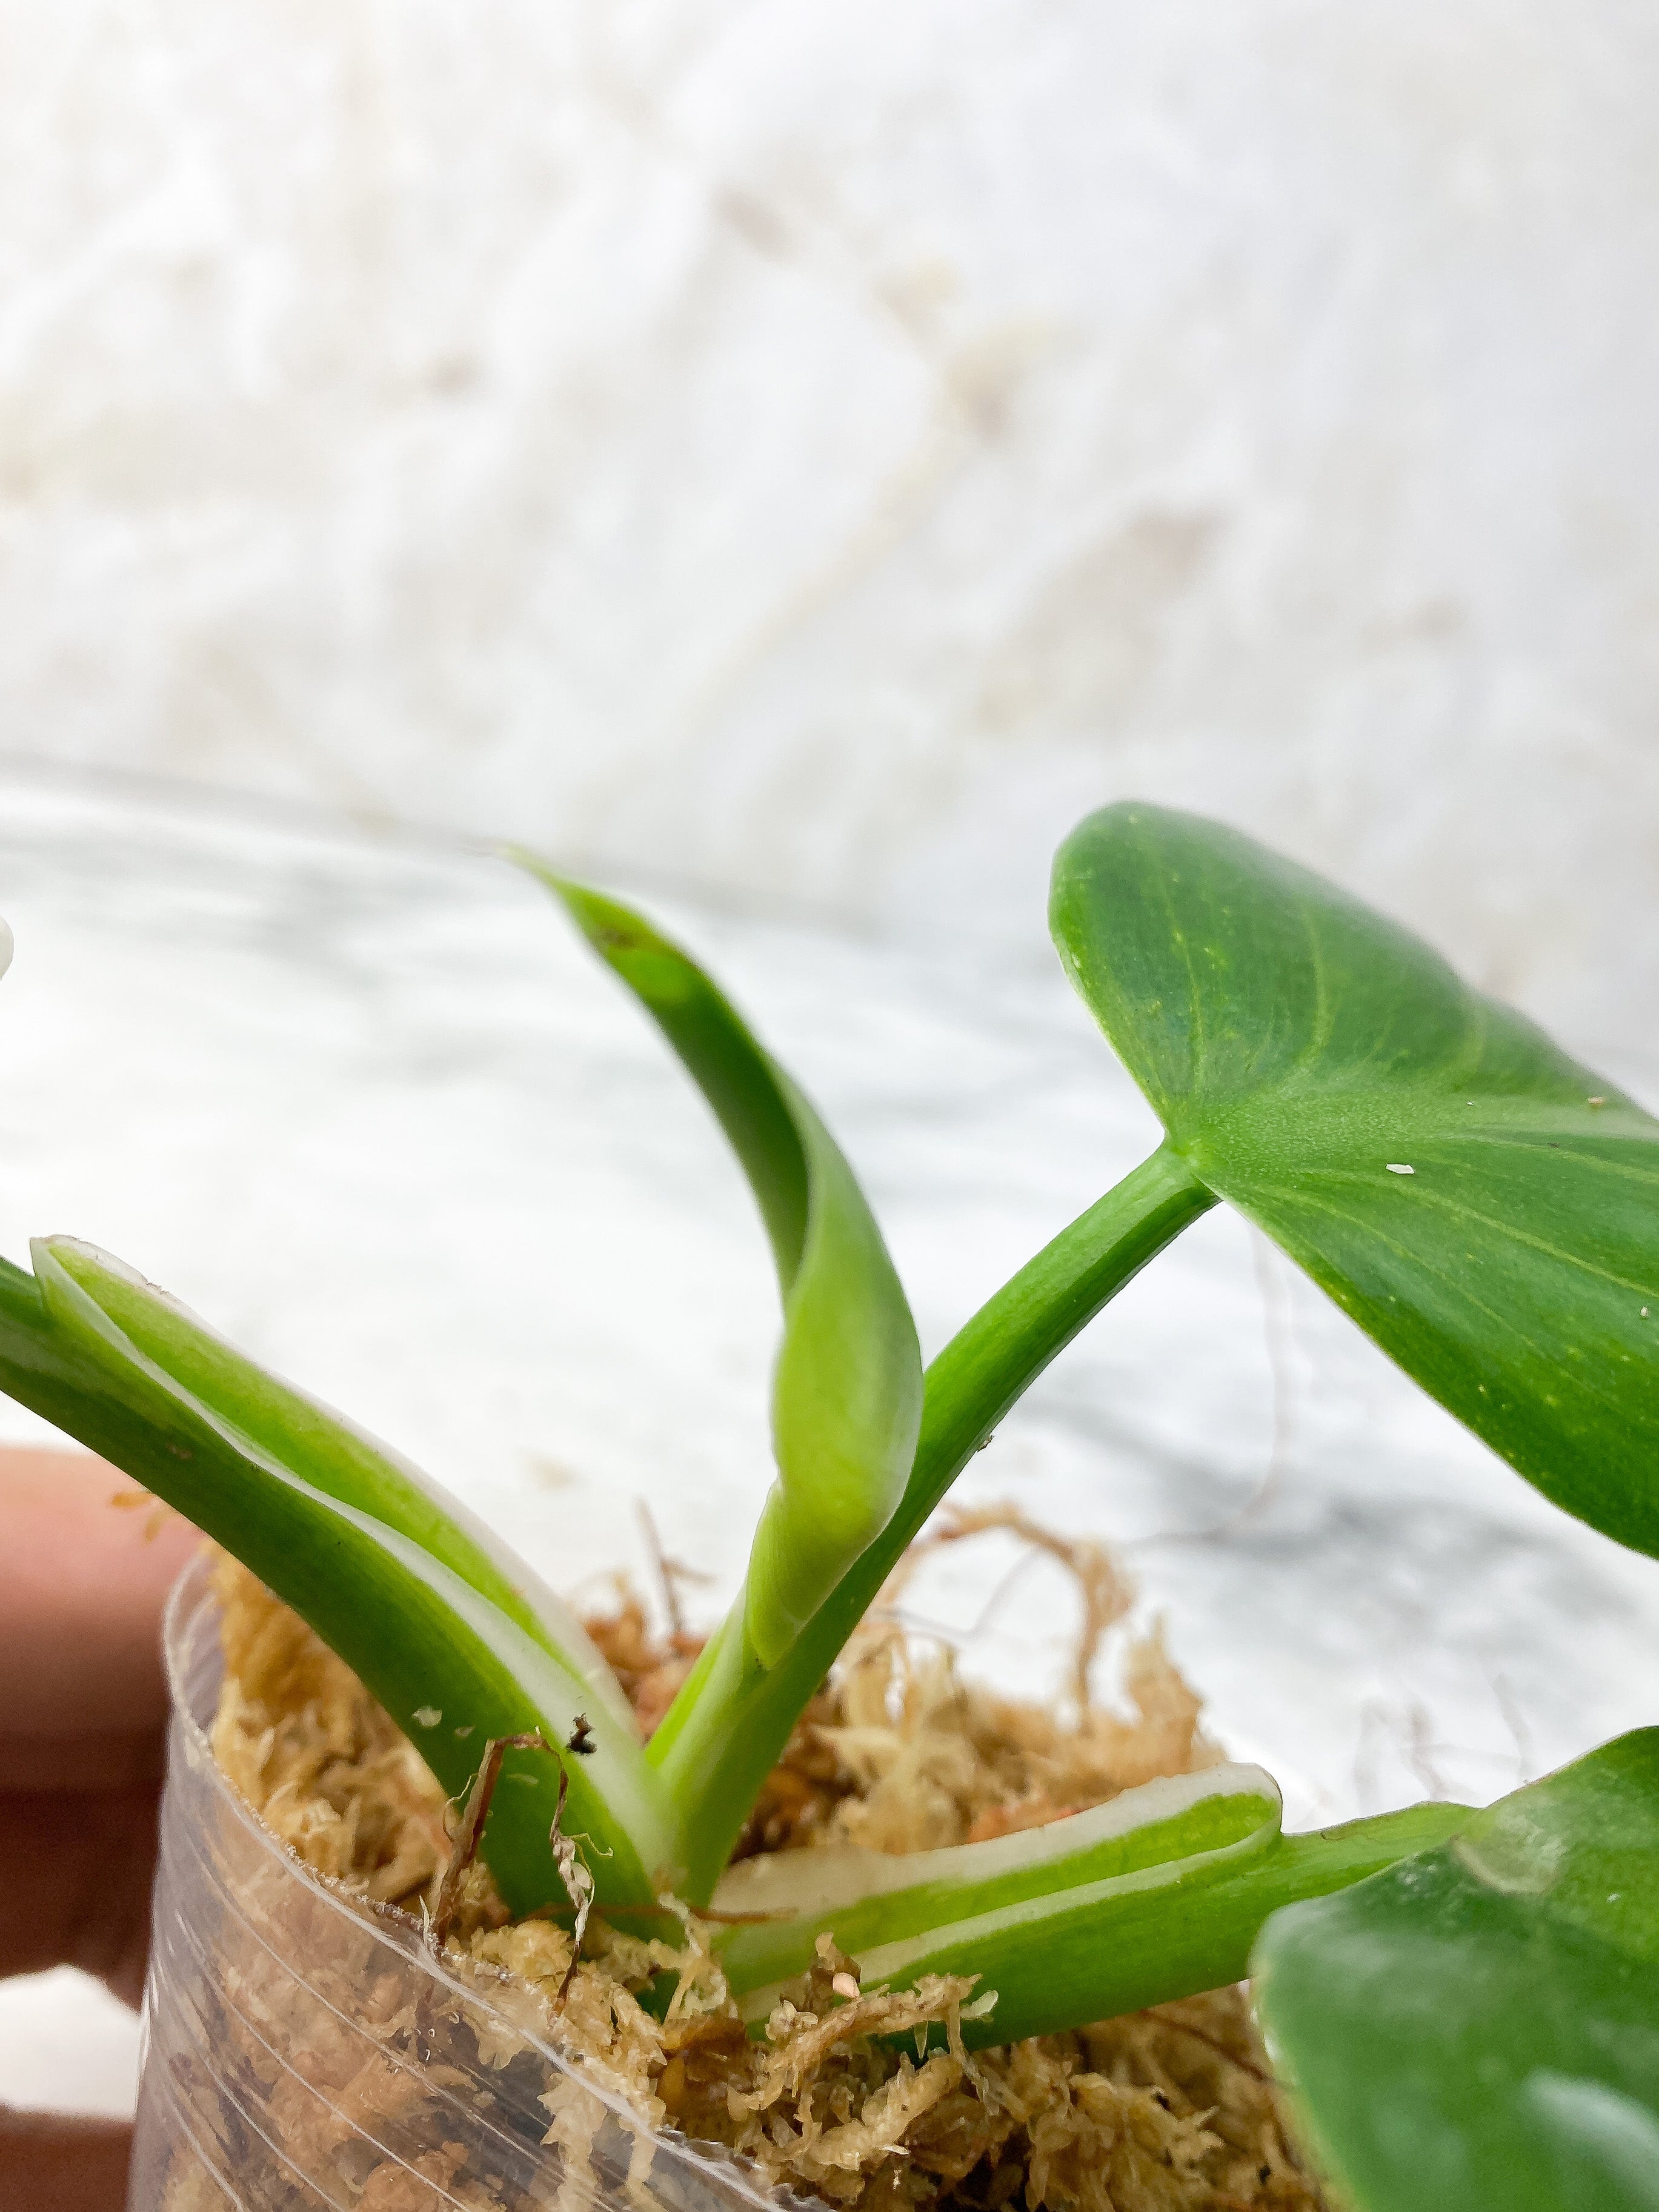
(2, 803), (1656, 2212)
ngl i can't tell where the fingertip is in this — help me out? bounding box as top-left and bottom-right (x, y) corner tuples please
(0, 1449), (202, 1739)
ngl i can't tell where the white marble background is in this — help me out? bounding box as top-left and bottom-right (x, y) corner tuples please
(0, 0), (1656, 2135)
(0, 2), (1657, 1032)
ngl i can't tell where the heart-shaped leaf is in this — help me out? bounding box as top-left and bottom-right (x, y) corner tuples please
(1051, 803), (1659, 1557)
(1254, 1730), (1659, 2212)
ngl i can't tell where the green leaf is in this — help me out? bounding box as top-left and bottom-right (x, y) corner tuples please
(714, 1776), (1469, 2051)
(1051, 802), (1659, 1558)
(1254, 1731), (1659, 2212)
(44, 1240), (639, 1731)
(517, 862), (923, 1671)
(5, 1237), (673, 1913)
(717, 1763), (1279, 2024)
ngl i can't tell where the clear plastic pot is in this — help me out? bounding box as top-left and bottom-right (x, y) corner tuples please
(130, 1554), (794, 2212)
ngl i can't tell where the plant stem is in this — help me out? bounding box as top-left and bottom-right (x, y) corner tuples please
(651, 1142), (1217, 1900)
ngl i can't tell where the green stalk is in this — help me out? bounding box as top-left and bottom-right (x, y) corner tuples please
(650, 1141), (1217, 1901)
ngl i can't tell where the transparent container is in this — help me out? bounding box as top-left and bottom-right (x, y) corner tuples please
(129, 1554), (796, 2212)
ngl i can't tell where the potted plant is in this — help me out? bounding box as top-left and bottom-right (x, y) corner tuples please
(0, 802), (1652, 2212)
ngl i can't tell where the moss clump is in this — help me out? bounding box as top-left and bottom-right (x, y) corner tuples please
(209, 1527), (1323, 2212)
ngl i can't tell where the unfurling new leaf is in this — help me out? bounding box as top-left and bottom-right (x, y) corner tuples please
(518, 863), (923, 1670)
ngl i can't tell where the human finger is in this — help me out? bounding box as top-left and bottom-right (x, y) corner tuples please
(0, 1448), (199, 1789)
(0, 1449), (200, 2002)
(0, 2105), (131, 2211)
(0, 1782), (163, 2004)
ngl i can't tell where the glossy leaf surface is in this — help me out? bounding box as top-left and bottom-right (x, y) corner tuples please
(717, 1764), (1278, 2004)
(521, 862), (923, 1670)
(717, 1782), (1468, 2051)
(1052, 803), (1659, 1556)
(0, 1237), (672, 1911)
(1255, 1731), (1659, 2212)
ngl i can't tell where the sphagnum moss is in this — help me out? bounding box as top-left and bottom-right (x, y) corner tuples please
(207, 1541), (1324, 2212)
